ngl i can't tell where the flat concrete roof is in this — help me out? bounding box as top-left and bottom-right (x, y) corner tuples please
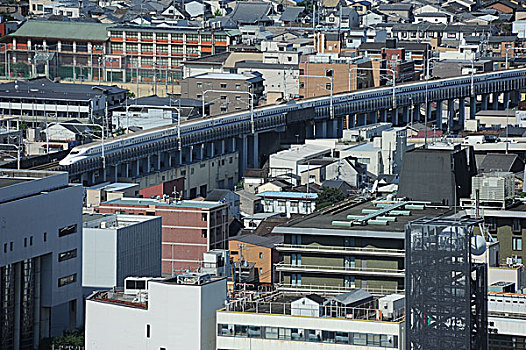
(273, 200), (451, 237)
(103, 197), (224, 209)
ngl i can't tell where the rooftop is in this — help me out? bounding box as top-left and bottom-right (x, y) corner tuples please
(0, 169), (72, 204)
(274, 200), (451, 236)
(10, 20), (111, 41)
(82, 213), (159, 228)
(223, 290), (403, 322)
(230, 233), (283, 248)
(88, 182), (138, 192)
(102, 197), (225, 209)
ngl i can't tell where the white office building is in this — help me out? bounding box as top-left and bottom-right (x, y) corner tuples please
(85, 273), (227, 350)
(217, 291), (404, 349)
(0, 169), (83, 349)
(82, 213), (162, 296)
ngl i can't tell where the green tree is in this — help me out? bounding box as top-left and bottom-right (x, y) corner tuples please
(316, 187), (346, 210)
(213, 9), (222, 18)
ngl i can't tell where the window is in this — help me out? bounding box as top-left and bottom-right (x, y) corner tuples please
(44, 232), (47, 242)
(202, 213), (207, 221)
(172, 33), (183, 41)
(186, 34), (199, 41)
(248, 326), (261, 338)
(202, 229), (207, 238)
(513, 237), (522, 251)
(111, 43), (123, 52)
(326, 83), (332, 90)
(24, 238), (27, 247)
(58, 248), (77, 262)
(265, 327), (279, 339)
(234, 325), (247, 337)
(201, 34), (212, 41)
(3, 243), (6, 253)
(127, 31), (138, 39)
(487, 217), (497, 232)
(126, 43), (138, 52)
(513, 219), (521, 233)
(220, 95), (227, 100)
(142, 44), (153, 52)
(141, 32), (153, 40)
(326, 69), (333, 77)
(259, 252), (263, 259)
(157, 33), (168, 41)
(322, 331), (335, 343)
(146, 324), (151, 338)
(279, 328), (292, 340)
(110, 31), (122, 38)
(157, 45), (169, 53)
(235, 84), (241, 89)
(58, 273), (77, 287)
(220, 83), (227, 88)
(59, 224), (77, 237)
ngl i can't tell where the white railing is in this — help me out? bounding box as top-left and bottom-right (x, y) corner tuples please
(276, 263), (405, 276)
(276, 243), (404, 256)
(276, 283), (404, 295)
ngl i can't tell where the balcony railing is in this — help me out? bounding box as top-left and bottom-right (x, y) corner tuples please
(276, 244), (405, 257)
(276, 263), (404, 277)
(276, 283), (404, 295)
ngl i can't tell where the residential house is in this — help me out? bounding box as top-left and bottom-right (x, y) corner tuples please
(257, 191), (317, 215)
(236, 189), (263, 215)
(206, 189), (241, 219)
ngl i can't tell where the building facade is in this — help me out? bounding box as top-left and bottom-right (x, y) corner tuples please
(82, 214), (162, 295)
(85, 274), (227, 350)
(96, 198), (228, 274)
(0, 169), (83, 349)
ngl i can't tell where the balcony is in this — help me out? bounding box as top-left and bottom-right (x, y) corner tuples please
(276, 244), (404, 257)
(275, 263), (404, 278)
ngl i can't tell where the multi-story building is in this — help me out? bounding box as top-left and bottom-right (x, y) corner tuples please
(257, 191), (318, 215)
(0, 169), (83, 348)
(107, 25), (236, 85)
(217, 290), (405, 349)
(3, 20), (110, 80)
(272, 199), (450, 294)
(96, 198), (228, 274)
(0, 77), (126, 127)
(488, 292), (526, 349)
(229, 234), (283, 284)
(85, 273), (227, 350)
(298, 56), (375, 98)
(82, 213), (162, 296)
(181, 71), (264, 116)
(359, 40), (429, 74)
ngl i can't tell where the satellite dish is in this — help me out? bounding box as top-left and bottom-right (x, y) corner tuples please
(471, 235), (487, 256)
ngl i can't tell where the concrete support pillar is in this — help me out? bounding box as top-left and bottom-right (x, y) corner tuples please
(357, 113), (367, 126)
(391, 108), (399, 126)
(380, 109), (388, 123)
(199, 144), (204, 160)
(126, 162), (130, 178)
(403, 107), (410, 124)
(321, 120), (327, 138)
(252, 132), (259, 168)
(114, 165), (118, 181)
(482, 94), (489, 110)
(147, 155), (151, 173)
(331, 119), (338, 138)
(210, 142), (215, 158)
(231, 138), (236, 153)
(189, 146), (193, 163)
(492, 92), (499, 110)
(459, 98), (465, 129)
(369, 111), (378, 124)
(470, 97), (476, 120)
(447, 99), (455, 130)
(338, 117), (344, 136)
(436, 100), (443, 130)
(136, 160), (140, 176)
(221, 140), (225, 154)
(178, 150), (182, 165)
(102, 167), (107, 182)
(241, 135), (248, 175)
(157, 152), (161, 170)
(511, 90), (520, 106)
(348, 114), (355, 129)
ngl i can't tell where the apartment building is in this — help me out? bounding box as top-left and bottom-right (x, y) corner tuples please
(85, 274), (227, 350)
(181, 71), (264, 116)
(0, 169), (83, 349)
(107, 25), (236, 84)
(217, 290), (404, 349)
(82, 213), (162, 295)
(273, 199), (450, 294)
(257, 191), (318, 215)
(96, 198), (228, 274)
(488, 292), (526, 349)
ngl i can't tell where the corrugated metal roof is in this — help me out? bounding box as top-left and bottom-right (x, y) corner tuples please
(10, 20), (111, 41)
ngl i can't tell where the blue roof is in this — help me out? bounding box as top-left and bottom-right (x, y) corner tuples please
(256, 191), (318, 200)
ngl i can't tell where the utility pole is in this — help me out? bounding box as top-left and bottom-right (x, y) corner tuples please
(237, 243), (247, 288)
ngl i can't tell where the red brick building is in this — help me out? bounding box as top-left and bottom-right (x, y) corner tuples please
(97, 198), (228, 275)
(139, 178), (185, 199)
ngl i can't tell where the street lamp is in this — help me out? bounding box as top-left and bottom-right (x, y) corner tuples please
(300, 74), (334, 118)
(0, 143), (21, 169)
(202, 89), (255, 133)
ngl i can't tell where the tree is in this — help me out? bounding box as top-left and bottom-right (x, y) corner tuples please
(316, 187), (346, 210)
(213, 9), (222, 18)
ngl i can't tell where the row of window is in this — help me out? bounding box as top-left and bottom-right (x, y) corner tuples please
(110, 31), (226, 42)
(217, 324), (398, 348)
(3, 224), (76, 254)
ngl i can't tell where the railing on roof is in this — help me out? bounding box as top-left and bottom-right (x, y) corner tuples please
(275, 243), (405, 256)
(276, 283), (404, 296)
(275, 263), (405, 276)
